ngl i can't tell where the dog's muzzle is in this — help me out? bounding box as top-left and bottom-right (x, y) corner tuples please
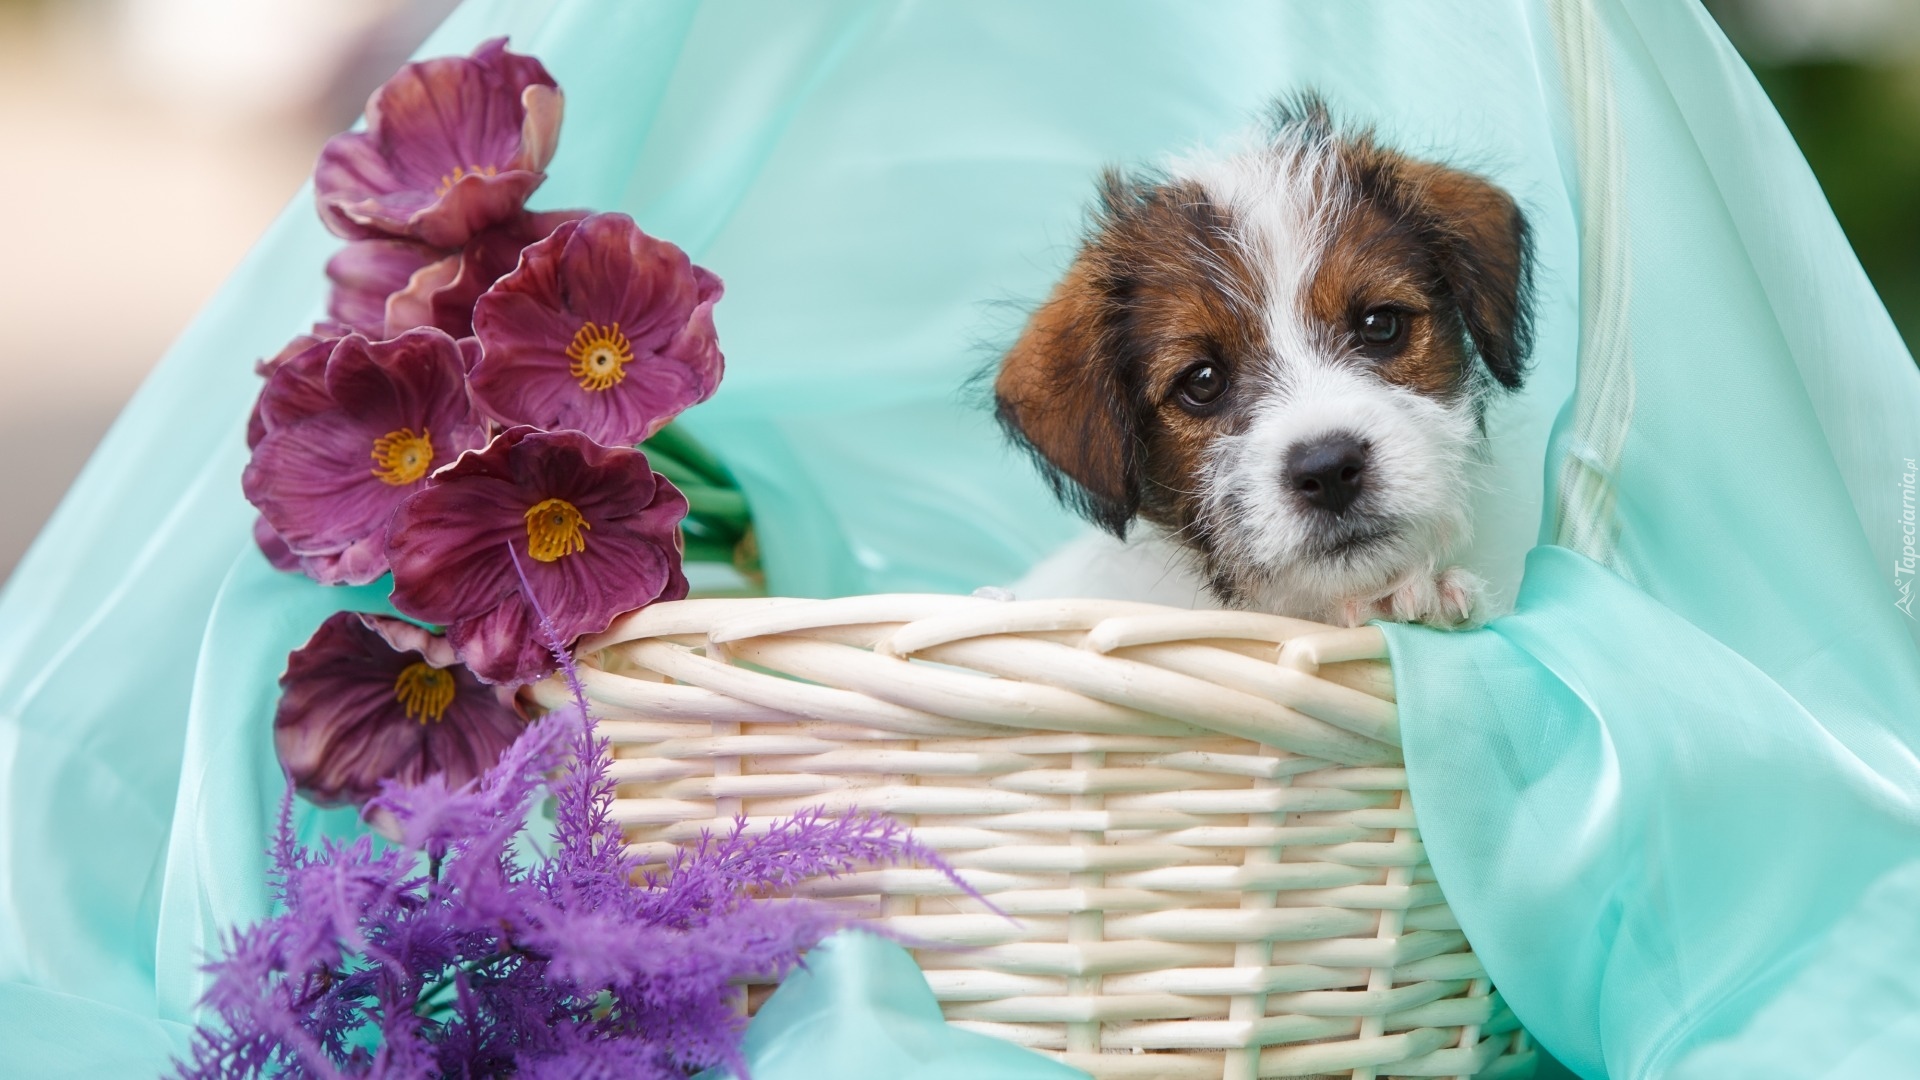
(1285, 433), (1370, 516)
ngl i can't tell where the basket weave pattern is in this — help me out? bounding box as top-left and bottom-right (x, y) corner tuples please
(542, 595), (1534, 1080)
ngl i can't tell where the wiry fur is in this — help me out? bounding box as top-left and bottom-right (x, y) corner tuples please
(996, 95), (1534, 626)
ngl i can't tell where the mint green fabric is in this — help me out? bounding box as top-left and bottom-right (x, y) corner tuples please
(1666, 858), (1920, 1079)
(2, 0), (1914, 1077)
(1387, 548), (1920, 1078)
(1380, 2), (1920, 1079)
(694, 931), (1085, 1080)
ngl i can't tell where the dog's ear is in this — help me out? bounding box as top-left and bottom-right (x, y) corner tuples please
(1409, 165), (1535, 391)
(995, 255), (1140, 536)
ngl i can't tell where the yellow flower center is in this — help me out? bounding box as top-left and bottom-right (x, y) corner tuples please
(434, 163), (498, 197)
(371, 428), (434, 486)
(566, 321), (634, 392)
(524, 497), (590, 562)
(393, 662), (456, 724)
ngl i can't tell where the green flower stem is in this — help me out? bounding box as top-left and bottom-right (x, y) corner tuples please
(642, 424), (734, 489)
(644, 450), (709, 492)
(681, 534), (739, 566)
(682, 515), (743, 545)
(676, 482), (748, 526)
(637, 424), (753, 567)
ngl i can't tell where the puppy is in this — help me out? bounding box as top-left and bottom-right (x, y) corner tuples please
(994, 97), (1534, 627)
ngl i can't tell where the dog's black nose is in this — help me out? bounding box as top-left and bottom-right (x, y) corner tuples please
(1286, 435), (1369, 514)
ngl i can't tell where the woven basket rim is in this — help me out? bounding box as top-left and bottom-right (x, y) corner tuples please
(557, 593), (1533, 1080)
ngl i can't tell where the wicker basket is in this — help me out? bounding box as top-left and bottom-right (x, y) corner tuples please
(535, 594), (1536, 1080)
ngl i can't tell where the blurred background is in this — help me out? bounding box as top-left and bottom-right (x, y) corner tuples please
(0, 0), (457, 583)
(0, 0), (1917, 584)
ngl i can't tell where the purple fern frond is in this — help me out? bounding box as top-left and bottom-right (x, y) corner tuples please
(509, 543), (631, 889)
(180, 549), (960, 1078)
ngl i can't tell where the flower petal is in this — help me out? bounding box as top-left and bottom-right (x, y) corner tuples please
(245, 416), (413, 555)
(296, 534), (393, 587)
(387, 471), (530, 623)
(275, 612), (524, 808)
(469, 213), (725, 445)
(467, 290), (601, 430)
(358, 612), (462, 669)
(245, 331), (486, 585)
(631, 295), (724, 441)
(446, 597), (550, 686)
(394, 209), (588, 339)
(387, 428), (691, 684)
(327, 240), (444, 336)
(314, 38), (560, 246)
(382, 254), (462, 337)
(253, 515), (301, 571)
(250, 330), (342, 448)
(514, 84), (564, 174)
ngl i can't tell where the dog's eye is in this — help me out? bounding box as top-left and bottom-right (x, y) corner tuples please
(1175, 363), (1228, 410)
(1356, 308), (1406, 348)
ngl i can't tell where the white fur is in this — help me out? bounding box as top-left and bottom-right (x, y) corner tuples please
(1011, 527), (1225, 610)
(1194, 352), (1479, 622)
(1013, 123), (1489, 627)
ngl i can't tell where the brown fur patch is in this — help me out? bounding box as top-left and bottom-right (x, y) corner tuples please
(996, 174), (1267, 535)
(994, 256), (1126, 515)
(1307, 153), (1470, 399)
(1332, 139), (1534, 390)
(997, 107), (1532, 544)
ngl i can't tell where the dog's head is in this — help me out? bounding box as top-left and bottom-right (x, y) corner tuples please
(995, 97), (1534, 615)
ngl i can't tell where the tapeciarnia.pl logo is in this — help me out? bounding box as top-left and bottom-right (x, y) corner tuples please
(1899, 457), (1917, 619)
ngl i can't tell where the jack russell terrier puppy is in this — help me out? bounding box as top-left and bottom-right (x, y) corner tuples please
(996, 97), (1535, 628)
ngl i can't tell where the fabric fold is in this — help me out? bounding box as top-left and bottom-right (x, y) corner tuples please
(696, 931), (1087, 1080)
(4, 2), (1915, 1078)
(1387, 547), (1920, 1079)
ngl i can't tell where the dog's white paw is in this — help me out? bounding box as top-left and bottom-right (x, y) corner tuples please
(1334, 567), (1483, 628)
(1382, 566), (1483, 627)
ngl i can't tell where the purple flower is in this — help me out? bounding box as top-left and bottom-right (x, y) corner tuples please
(247, 324), (345, 451)
(323, 239), (443, 336)
(386, 427), (689, 685)
(315, 37), (563, 248)
(326, 210), (587, 340)
(244, 329), (488, 586)
(181, 569), (965, 1078)
(250, 326), (349, 577)
(274, 612), (523, 813)
(252, 515), (304, 573)
(469, 213), (723, 446)
(391, 210), (589, 339)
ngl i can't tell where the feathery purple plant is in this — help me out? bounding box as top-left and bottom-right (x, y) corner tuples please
(202, 38), (955, 1078)
(177, 550), (949, 1079)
